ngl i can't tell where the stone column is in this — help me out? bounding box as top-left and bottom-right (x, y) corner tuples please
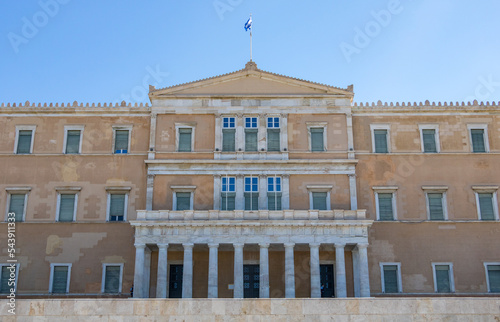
(214, 114), (222, 159)
(284, 243), (295, 298)
(208, 243), (219, 298)
(335, 243), (347, 298)
(357, 243), (370, 297)
(282, 175), (290, 210)
(133, 243), (146, 298)
(346, 112), (355, 159)
(258, 175), (267, 210)
(280, 113), (288, 154)
(352, 248), (360, 297)
(182, 243), (194, 298)
(259, 243), (270, 298)
(310, 243), (321, 298)
(258, 114), (267, 152)
(213, 175), (221, 211)
(146, 174), (155, 211)
(236, 114), (244, 153)
(148, 113), (157, 160)
(235, 175), (244, 210)
(143, 248), (151, 298)
(156, 243), (169, 298)
(233, 243), (244, 298)
(348, 174), (358, 211)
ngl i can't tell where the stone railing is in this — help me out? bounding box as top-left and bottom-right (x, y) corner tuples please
(136, 209), (366, 221)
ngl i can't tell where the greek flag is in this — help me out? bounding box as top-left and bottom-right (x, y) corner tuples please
(244, 17), (252, 31)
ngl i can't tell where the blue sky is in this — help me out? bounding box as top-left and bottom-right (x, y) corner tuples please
(1, 0), (500, 105)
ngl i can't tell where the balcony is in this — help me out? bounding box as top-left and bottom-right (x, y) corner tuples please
(136, 209), (366, 221)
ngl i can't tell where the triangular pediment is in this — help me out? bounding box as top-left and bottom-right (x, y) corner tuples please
(149, 61), (353, 98)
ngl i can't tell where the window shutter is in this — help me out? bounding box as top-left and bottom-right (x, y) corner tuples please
(1, 266), (11, 293)
(114, 130), (129, 153)
(312, 192), (327, 210)
(488, 265), (500, 293)
(311, 128), (324, 152)
(471, 129), (486, 153)
(9, 194), (25, 222)
(422, 129), (437, 153)
(267, 129), (280, 151)
(245, 130), (258, 152)
(59, 194), (75, 222)
(222, 129), (235, 152)
(428, 193), (444, 220)
(65, 130), (81, 154)
(176, 192), (191, 210)
(17, 130), (33, 154)
(383, 265), (399, 293)
(52, 266), (69, 293)
(244, 193), (259, 210)
(378, 193), (394, 221)
(178, 128), (192, 152)
(221, 193), (235, 211)
(435, 265), (450, 293)
(104, 266), (121, 293)
(479, 193), (495, 220)
(374, 130), (388, 153)
(268, 193), (282, 210)
(110, 194), (125, 221)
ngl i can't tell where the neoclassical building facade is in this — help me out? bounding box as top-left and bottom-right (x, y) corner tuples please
(1, 61), (499, 299)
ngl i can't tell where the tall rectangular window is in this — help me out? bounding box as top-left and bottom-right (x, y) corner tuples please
(64, 129), (82, 154)
(381, 264), (401, 293)
(486, 264), (500, 293)
(244, 177), (259, 210)
(310, 128), (325, 152)
(178, 128), (192, 152)
(470, 129), (487, 153)
(245, 117), (258, 152)
(108, 193), (126, 221)
(477, 193), (496, 220)
(50, 264), (71, 294)
(312, 192), (328, 210)
(427, 193), (445, 220)
(102, 264), (123, 293)
(267, 117), (280, 152)
(267, 177), (282, 211)
(433, 264), (453, 293)
(8, 194), (26, 222)
(57, 194), (77, 222)
(221, 176), (236, 211)
(175, 192), (192, 211)
(222, 117), (236, 152)
(1, 264), (18, 294)
(114, 129), (130, 154)
(16, 129), (34, 154)
(373, 129), (388, 153)
(377, 193), (395, 221)
(421, 129), (438, 153)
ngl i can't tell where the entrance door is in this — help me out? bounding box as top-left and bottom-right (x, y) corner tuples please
(243, 264), (260, 298)
(320, 264), (335, 297)
(169, 264), (183, 298)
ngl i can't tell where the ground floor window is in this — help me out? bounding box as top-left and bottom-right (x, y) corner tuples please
(102, 264), (123, 294)
(244, 264), (260, 298)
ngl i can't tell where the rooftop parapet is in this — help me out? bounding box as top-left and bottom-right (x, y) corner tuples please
(0, 100), (149, 108)
(353, 100), (500, 109)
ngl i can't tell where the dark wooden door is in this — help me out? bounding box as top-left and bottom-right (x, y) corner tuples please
(243, 264), (260, 298)
(320, 264), (335, 297)
(169, 264), (183, 298)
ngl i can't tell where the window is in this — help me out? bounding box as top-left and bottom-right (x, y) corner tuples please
(0, 264), (19, 294)
(102, 264), (123, 294)
(468, 124), (489, 153)
(221, 176), (236, 210)
(222, 117), (236, 152)
(267, 117), (280, 152)
(422, 187), (448, 220)
(371, 125), (390, 153)
(485, 263), (500, 293)
(171, 186), (196, 211)
(106, 188), (130, 222)
(432, 263), (454, 293)
(245, 117), (258, 152)
(15, 126), (36, 154)
(267, 177), (282, 211)
(307, 186), (332, 211)
(380, 263), (402, 293)
(6, 188), (30, 222)
(49, 264), (71, 294)
(63, 126), (83, 154)
(374, 188), (397, 221)
(244, 177), (259, 210)
(310, 128), (325, 152)
(176, 123), (195, 152)
(473, 187), (499, 221)
(113, 127), (131, 154)
(57, 194), (77, 222)
(419, 125), (439, 153)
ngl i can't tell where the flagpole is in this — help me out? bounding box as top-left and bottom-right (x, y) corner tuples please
(250, 13), (252, 61)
